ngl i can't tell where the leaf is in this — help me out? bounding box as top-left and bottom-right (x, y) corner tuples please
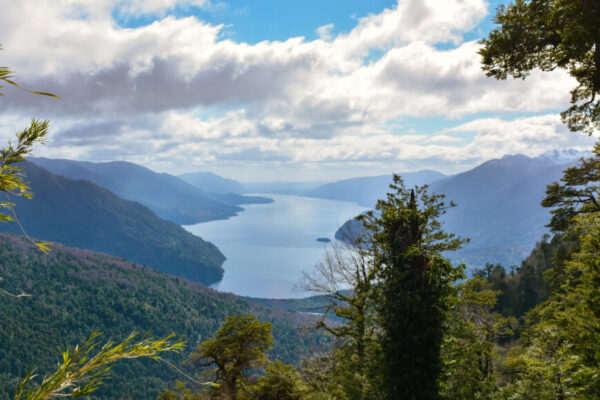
(35, 242), (53, 253)
(31, 91), (61, 99)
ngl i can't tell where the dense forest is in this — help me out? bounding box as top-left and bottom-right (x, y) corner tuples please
(0, 234), (329, 399)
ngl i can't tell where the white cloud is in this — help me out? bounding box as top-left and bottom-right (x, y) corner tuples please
(0, 0), (592, 180)
(316, 23), (334, 41)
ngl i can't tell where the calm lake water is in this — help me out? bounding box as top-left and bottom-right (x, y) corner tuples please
(184, 194), (366, 299)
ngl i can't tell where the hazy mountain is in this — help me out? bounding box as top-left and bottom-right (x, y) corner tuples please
(242, 181), (325, 195)
(0, 234), (325, 399)
(336, 153), (579, 268)
(431, 154), (574, 267)
(0, 162), (225, 284)
(307, 170), (446, 206)
(29, 157), (270, 225)
(179, 171), (244, 193)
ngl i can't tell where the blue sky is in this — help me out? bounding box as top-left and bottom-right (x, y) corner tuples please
(0, 0), (595, 181)
(117, 1), (402, 42)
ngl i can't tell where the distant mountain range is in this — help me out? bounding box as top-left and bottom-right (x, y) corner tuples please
(0, 162), (225, 285)
(30, 157), (271, 225)
(179, 171), (244, 193)
(307, 170), (446, 207)
(20, 149), (587, 278)
(242, 181), (326, 195)
(334, 151), (585, 268)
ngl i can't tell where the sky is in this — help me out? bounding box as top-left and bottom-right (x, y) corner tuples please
(0, 0), (597, 182)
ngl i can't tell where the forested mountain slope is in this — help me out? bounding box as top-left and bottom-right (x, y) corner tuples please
(0, 234), (326, 399)
(432, 154), (573, 267)
(30, 157), (271, 225)
(0, 162), (225, 284)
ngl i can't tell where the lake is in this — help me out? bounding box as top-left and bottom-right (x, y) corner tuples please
(184, 194), (366, 299)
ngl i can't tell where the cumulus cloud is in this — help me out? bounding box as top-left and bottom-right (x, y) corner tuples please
(0, 0), (591, 180)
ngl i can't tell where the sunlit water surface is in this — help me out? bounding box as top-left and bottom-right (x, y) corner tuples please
(184, 194), (366, 298)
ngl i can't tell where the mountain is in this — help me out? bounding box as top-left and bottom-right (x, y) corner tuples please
(29, 157), (270, 225)
(430, 154), (574, 267)
(307, 170), (447, 206)
(0, 234), (326, 399)
(336, 153), (578, 268)
(242, 181), (325, 195)
(538, 148), (591, 166)
(178, 171), (244, 193)
(0, 162), (225, 285)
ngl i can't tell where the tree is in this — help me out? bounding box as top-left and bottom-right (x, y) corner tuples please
(188, 315), (273, 400)
(542, 142), (600, 232)
(359, 175), (466, 399)
(440, 277), (513, 399)
(300, 240), (379, 400)
(251, 360), (308, 400)
(480, 0), (600, 135)
(499, 214), (600, 399)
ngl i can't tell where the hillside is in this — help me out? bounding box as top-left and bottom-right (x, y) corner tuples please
(178, 171), (244, 193)
(29, 158), (270, 225)
(336, 153), (578, 268)
(0, 234), (327, 399)
(430, 154), (573, 267)
(0, 162), (225, 285)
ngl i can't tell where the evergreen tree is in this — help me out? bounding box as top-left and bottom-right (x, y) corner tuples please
(479, 0), (600, 135)
(360, 175), (465, 400)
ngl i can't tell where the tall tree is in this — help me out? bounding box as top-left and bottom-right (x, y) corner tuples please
(300, 240), (379, 399)
(360, 175), (466, 400)
(188, 315), (273, 400)
(480, 0), (600, 135)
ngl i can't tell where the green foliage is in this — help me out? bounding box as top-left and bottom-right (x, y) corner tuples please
(0, 121), (53, 255)
(189, 315), (273, 400)
(14, 332), (183, 400)
(0, 234), (325, 399)
(251, 360), (309, 400)
(159, 315), (276, 400)
(542, 143), (600, 232)
(360, 175), (466, 399)
(498, 214), (600, 398)
(476, 244), (551, 318)
(0, 45), (57, 254)
(480, 0), (600, 135)
(441, 277), (513, 399)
